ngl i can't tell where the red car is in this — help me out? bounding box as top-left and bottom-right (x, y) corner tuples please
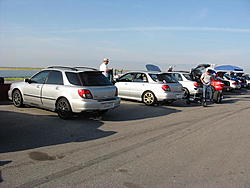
(212, 78), (233, 91)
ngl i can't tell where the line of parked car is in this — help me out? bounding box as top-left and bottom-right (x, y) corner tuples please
(8, 64), (250, 119)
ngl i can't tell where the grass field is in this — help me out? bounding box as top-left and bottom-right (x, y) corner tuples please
(4, 77), (28, 81)
(0, 67), (42, 71)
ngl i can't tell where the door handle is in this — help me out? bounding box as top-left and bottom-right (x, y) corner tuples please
(36, 85), (40, 88)
(56, 86), (60, 90)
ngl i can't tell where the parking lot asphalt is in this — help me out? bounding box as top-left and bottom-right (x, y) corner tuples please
(1, 89), (250, 188)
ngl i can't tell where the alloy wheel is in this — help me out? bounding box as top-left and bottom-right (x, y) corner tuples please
(143, 92), (156, 106)
(13, 90), (23, 107)
(56, 98), (73, 119)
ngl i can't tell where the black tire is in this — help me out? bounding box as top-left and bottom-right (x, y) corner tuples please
(183, 88), (190, 99)
(186, 99), (191, 104)
(183, 88), (191, 104)
(56, 98), (73, 119)
(142, 91), (157, 106)
(213, 91), (222, 103)
(217, 92), (223, 103)
(12, 89), (23, 107)
(202, 99), (207, 107)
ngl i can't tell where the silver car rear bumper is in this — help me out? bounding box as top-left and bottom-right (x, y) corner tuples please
(157, 91), (185, 101)
(71, 97), (121, 113)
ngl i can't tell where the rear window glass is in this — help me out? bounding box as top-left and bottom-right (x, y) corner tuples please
(66, 72), (81, 85)
(183, 74), (192, 81)
(66, 72), (112, 86)
(80, 72), (112, 86)
(149, 73), (177, 83)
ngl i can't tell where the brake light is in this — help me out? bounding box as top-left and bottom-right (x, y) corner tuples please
(193, 82), (200, 87)
(219, 82), (225, 87)
(78, 89), (93, 99)
(162, 85), (170, 91)
(232, 81), (237, 85)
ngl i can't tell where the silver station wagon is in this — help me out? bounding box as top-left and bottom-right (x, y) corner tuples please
(8, 66), (120, 119)
(115, 71), (184, 105)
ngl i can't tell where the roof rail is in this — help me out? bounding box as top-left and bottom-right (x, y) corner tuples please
(47, 66), (78, 71)
(73, 67), (98, 71)
(173, 70), (190, 73)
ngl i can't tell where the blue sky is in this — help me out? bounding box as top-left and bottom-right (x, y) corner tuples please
(0, 0), (250, 72)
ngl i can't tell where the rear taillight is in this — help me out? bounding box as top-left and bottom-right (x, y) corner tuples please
(232, 82), (237, 85)
(162, 85), (171, 91)
(193, 82), (200, 87)
(219, 82), (225, 87)
(115, 88), (118, 96)
(78, 89), (93, 99)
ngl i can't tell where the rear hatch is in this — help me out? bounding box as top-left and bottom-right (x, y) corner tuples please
(87, 86), (116, 100)
(149, 73), (183, 92)
(66, 71), (116, 100)
(167, 83), (183, 92)
(79, 71), (116, 100)
(190, 64), (211, 82)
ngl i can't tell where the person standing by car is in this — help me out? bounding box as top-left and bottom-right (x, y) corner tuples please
(200, 69), (213, 106)
(99, 58), (113, 81)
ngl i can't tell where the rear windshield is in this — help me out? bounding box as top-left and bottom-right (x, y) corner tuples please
(149, 73), (177, 83)
(183, 74), (192, 81)
(66, 71), (112, 86)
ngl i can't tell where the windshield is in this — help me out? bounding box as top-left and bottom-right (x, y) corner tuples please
(149, 73), (177, 83)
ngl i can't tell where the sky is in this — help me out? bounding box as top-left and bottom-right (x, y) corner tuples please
(0, 0), (250, 72)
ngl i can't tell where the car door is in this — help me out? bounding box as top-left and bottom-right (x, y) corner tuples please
(22, 70), (49, 106)
(115, 73), (135, 98)
(41, 70), (64, 109)
(129, 73), (148, 99)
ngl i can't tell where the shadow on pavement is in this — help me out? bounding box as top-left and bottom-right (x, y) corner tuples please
(224, 89), (249, 96)
(0, 110), (115, 153)
(101, 102), (181, 121)
(0, 161), (12, 166)
(0, 102), (179, 153)
(221, 99), (240, 104)
(0, 101), (12, 106)
(0, 161), (11, 183)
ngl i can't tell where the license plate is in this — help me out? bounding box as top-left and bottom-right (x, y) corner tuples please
(103, 103), (114, 108)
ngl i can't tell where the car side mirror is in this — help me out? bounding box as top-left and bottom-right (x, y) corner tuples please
(25, 78), (32, 84)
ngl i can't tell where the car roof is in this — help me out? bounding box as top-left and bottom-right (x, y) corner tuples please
(44, 66), (99, 73)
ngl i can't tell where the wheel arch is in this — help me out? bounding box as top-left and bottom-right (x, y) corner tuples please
(12, 87), (23, 96)
(141, 90), (157, 100)
(55, 96), (72, 111)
